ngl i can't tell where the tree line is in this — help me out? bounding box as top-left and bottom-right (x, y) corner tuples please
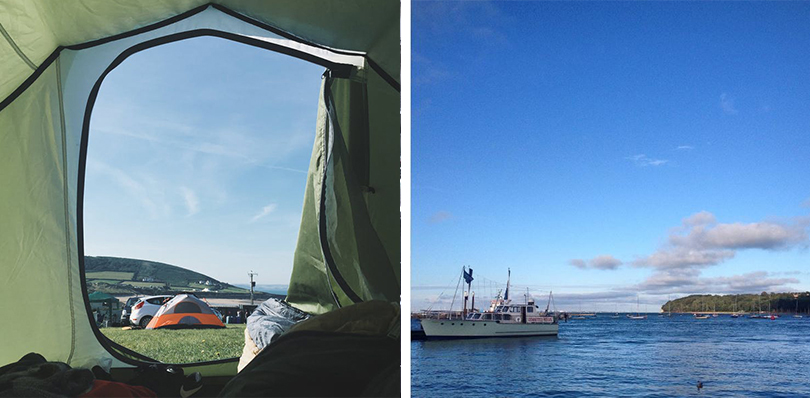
(662, 292), (810, 313)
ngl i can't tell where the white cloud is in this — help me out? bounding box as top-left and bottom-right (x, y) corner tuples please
(634, 269), (799, 295)
(429, 211), (453, 224)
(676, 145), (694, 150)
(569, 255), (622, 270)
(250, 203), (278, 223)
(720, 93), (738, 115)
(668, 217), (809, 251)
(633, 248), (735, 269)
(179, 186), (199, 216)
(87, 160), (165, 219)
(626, 154), (668, 167)
(682, 210), (716, 227)
(631, 212), (809, 272)
(575, 211), (809, 298)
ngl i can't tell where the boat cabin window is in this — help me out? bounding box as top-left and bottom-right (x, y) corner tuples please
(482, 314), (492, 320)
(503, 314), (511, 320)
(527, 307), (534, 313)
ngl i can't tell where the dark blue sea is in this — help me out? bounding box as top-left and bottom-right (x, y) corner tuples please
(411, 315), (810, 397)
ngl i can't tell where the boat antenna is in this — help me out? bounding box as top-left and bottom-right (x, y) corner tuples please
(504, 268), (511, 301)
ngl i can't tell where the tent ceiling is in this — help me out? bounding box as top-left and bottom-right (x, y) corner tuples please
(0, 0), (399, 103)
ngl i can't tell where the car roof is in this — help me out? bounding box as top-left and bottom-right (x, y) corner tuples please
(135, 295), (173, 302)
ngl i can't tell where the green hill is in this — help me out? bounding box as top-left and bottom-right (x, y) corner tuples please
(663, 292), (810, 313)
(84, 256), (254, 296)
(85, 256), (228, 287)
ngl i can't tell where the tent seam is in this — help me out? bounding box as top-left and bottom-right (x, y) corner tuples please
(56, 57), (77, 363)
(319, 74), (363, 305)
(0, 21), (37, 70)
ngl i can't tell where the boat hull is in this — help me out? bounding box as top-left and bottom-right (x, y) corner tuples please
(420, 319), (558, 339)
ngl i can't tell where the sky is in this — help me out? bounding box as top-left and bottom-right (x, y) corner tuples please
(84, 36), (325, 286)
(412, 1), (810, 313)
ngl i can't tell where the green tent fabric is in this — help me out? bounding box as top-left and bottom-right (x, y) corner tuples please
(0, 1), (400, 376)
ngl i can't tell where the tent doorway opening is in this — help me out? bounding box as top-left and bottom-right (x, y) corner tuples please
(82, 36), (324, 364)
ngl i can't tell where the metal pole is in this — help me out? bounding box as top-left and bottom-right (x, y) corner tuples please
(248, 271), (259, 305)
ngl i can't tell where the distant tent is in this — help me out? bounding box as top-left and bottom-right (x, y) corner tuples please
(146, 294), (224, 330)
(0, 0), (399, 382)
(87, 292), (116, 303)
(87, 291), (116, 323)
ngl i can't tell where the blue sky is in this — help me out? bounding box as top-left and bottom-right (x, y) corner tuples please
(84, 37), (324, 286)
(412, 1), (810, 312)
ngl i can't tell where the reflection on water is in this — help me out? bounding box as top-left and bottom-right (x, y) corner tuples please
(412, 315), (810, 397)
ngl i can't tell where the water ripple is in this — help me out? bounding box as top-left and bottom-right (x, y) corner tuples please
(412, 316), (810, 397)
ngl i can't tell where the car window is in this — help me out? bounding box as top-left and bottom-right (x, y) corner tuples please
(147, 298), (162, 305)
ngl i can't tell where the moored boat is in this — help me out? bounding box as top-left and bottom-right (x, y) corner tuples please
(420, 268), (559, 339)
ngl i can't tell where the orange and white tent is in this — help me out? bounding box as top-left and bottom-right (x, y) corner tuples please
(145, 294), (225, 330)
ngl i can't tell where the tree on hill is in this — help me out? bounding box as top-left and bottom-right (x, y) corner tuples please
(662, 292), (810, 313)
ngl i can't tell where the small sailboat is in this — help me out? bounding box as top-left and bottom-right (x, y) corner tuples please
(627, 295), (647, 320)
(793, 294), (803, 318)
(694, 298), (710, 319)
(730, 295), (740, 318)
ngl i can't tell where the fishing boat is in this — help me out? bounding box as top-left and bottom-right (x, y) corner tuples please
(420, 268), (559, 339)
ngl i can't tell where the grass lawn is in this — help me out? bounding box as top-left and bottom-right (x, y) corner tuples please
(100, 324), (245, 363)
(121, 281), (167, 288)
(87, 279), (124, 285)
(86, 271), (134, 280)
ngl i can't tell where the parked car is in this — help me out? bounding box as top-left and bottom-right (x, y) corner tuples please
(211, 307), (223, 322)
(130, 295), (173, 328)
(120, 296), (142, 326)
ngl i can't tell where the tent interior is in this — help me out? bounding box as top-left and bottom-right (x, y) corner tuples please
(0, 1), (400, 396)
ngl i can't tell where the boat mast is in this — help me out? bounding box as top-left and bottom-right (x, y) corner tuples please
(504, 268), (511, 302)
(462, 266), (474, 319)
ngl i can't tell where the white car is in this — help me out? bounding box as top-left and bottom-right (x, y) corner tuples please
(129, 295), (173, 328)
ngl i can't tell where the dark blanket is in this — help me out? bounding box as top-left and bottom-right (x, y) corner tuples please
(219, 300), (400, 397)
(219, 331), (398, 397)
(0, 353), (94, 398)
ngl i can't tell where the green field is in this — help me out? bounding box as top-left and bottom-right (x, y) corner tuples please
(219, 286), (250, 293)
(86, 271), (134, 280)
(88, 279), (124, 285)
(122, 281), (167, 288)
(100, 324), (245, 363)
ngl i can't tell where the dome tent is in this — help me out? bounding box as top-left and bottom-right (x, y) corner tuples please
(145, 294), (225, 330)
(0, 0), (400, 381)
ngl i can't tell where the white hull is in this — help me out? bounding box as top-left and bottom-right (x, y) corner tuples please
(420, 319), (558, 338)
